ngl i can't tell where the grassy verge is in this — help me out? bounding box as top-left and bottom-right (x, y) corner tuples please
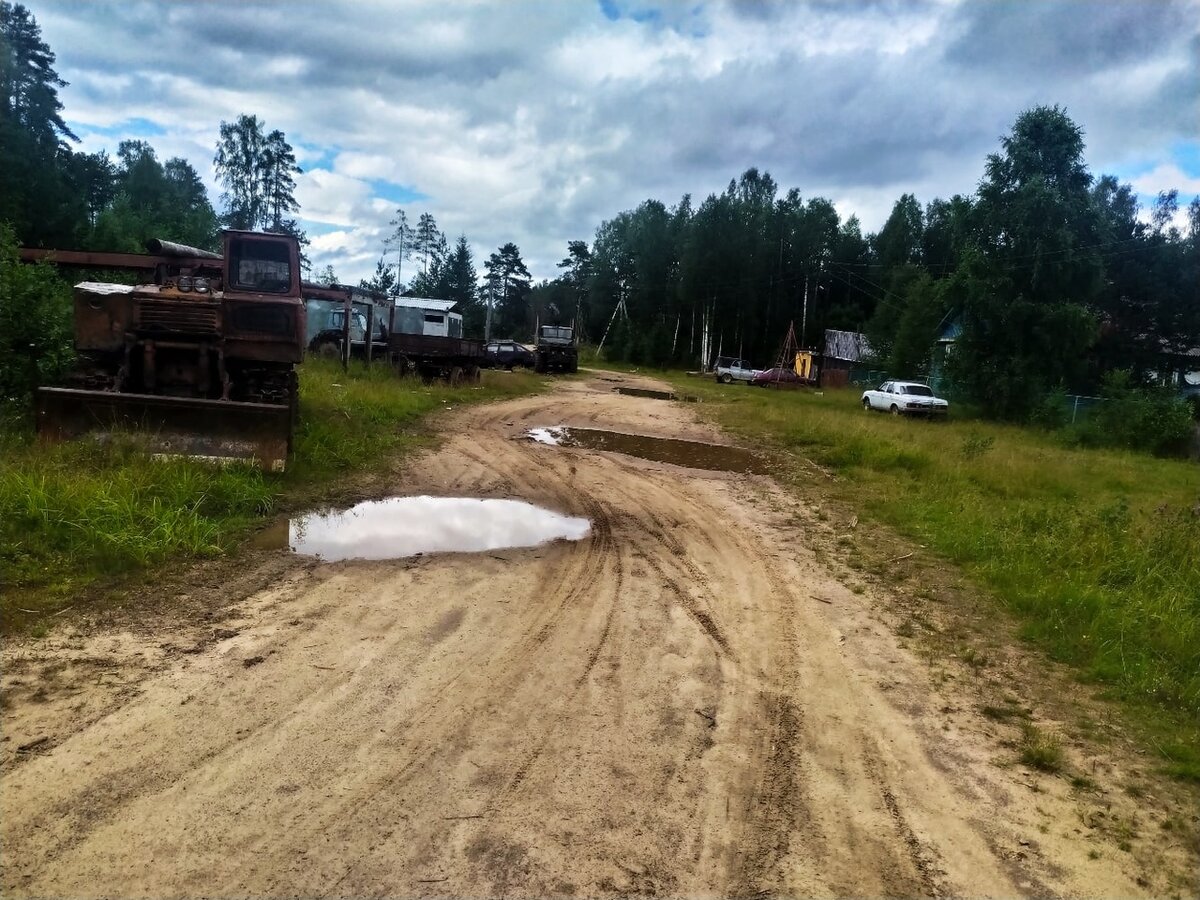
(0, 360), (545, 627)
(664, 375), (1200, 780)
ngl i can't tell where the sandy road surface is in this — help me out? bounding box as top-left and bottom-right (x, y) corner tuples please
(1, 373), (1186, 897)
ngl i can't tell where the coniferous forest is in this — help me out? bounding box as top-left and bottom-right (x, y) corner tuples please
(3, 0), (1198, 427)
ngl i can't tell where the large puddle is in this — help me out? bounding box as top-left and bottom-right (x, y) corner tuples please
(254, 496), (591, 561)
(527, 426), (769, 474)
(613, 386), (699, 402)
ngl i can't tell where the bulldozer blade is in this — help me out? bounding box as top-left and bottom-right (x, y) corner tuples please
(36, 387), (293, 471)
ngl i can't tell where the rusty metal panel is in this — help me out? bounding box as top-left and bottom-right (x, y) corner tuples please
(388, 333), (483, 360)
(74, 284), (133, 351)
(20, 247), (220, 272)
(134, 298), (221, 335)
(36, 388), (291, 471)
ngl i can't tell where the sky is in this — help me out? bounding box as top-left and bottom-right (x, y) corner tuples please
(31, 0), (1200, 285)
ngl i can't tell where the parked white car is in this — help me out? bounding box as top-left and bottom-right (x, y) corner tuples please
(861, 381), (949, 417)
(714, 356), (761, 384)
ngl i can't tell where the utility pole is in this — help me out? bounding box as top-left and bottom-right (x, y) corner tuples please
(484, 280), (494, 342)
(395, 227), (405, 296)
(801, 274), (809, 349)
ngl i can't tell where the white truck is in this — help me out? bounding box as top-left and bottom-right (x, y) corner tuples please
(861, 381), (949, 417)
(714, 356), (760, 384)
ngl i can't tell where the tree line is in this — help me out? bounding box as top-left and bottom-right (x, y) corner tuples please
(351, 209), (534, 341)
(1, 2), (304, 259)
(5, 1), (1196, 427)
(537, 107), (1198, 422)
(1, 1), (544, 355)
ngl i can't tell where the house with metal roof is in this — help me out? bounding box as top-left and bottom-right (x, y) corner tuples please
(393, 296), (463, 338)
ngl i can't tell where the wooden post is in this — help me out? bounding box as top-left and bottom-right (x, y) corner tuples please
(365, 302), (374, 365)
(341, 291), (351, 371)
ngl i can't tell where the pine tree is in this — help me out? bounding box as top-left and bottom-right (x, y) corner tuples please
(214, 114), (267, 230)
(0, 1), (75, 149)
(0, 2), (81, 244)
(262, 129), (301, 231)
(360, 257), (397, 296)
(414, 213), (440, 276)
(384, 208), (414, 296)
(484, 243), (532, 339)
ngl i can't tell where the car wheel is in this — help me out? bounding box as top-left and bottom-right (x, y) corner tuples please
(890, 404), (901, 416)
(862, 398), (871, 410)
(719, 374), (733, 384)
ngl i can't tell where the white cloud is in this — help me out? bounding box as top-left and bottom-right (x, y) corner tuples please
(1132, 164), (1200, 197)
(30, 0), (1200, 285)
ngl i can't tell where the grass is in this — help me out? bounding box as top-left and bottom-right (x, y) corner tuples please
(0, 359), (545, 625)
(1020, 723), (1066, 772)
(660, 374), (1200, 779)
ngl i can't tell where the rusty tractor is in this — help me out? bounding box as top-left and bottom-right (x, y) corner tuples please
(34, 231), (305, 470)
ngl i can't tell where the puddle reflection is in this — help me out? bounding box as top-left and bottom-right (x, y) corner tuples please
(527, 426), (768, 474)
(255, 496), (591, 561)
(613, 386), (699, 402)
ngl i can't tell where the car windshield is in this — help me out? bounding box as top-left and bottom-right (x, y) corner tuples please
(902, 385), (934, 396)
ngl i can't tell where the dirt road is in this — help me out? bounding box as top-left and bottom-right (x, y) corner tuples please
(1, 373), (1190, 896)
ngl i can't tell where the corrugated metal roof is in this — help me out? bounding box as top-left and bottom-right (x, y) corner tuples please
(394, 296), (458, 312)
(823, 329), (872, 362)
(76, 282), (135, 295)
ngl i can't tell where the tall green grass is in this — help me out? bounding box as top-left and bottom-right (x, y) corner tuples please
(1, 360), (544, 619)
(669, 378), (1200, 772)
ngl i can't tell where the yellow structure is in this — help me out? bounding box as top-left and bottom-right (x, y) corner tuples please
(794, 350), (815, 381)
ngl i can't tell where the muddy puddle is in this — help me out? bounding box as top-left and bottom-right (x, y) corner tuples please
(527, 426), (769, 474)
(613, 386), (698, 402)
(253, 496), (591, 561)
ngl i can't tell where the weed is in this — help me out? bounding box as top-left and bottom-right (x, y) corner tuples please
(1088, 849), (1101, 860)
(982, 704), (1029, 722)
(1070, 775), (1097, 791)
(960, 432), (995, 460)
(958, 646), (990, 669)
(1020, 724), (1065, 772)
(896, 619), (917, 638)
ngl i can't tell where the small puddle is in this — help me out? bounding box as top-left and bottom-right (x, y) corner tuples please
(613, 386), (699, 402)
(253, 496), (591, 561)
(527, 426), (769, 474)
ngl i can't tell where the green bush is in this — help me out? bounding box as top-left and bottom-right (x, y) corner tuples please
(1067, 372), (1195, 456)
(0, 224), (76, 422)
(1030, 388), (1070, 429)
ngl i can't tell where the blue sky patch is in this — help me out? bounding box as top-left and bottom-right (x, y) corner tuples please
(69, 116), (166, 139)
(367, 178), (427, 207)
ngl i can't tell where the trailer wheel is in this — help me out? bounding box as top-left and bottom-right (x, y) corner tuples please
(467, 365), (482, 383)
(448, 366), (465, 386)
(392, 354), (411, 378)
(316, 340), (340, 359)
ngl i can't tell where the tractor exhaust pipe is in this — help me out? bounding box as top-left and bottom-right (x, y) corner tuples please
(144, 238), (222, 260)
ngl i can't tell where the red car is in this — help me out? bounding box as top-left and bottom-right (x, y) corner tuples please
(751, 366), (810, 388)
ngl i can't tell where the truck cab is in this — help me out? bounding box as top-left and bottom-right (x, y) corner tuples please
(534, 324), (578, 374)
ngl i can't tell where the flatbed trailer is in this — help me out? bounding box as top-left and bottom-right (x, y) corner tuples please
(387, 332), (483, 385)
